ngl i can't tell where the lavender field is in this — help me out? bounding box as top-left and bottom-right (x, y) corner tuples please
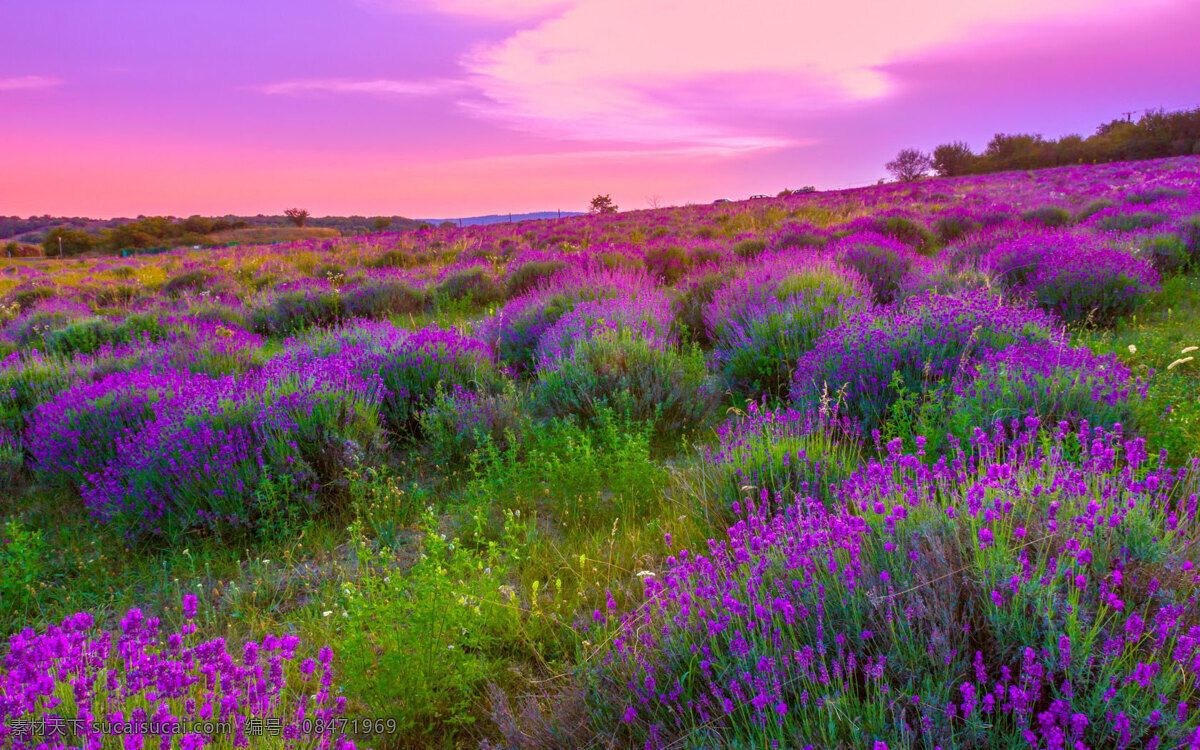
(3, 157), (1200, 748)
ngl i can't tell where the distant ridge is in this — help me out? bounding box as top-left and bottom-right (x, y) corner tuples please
(417, 211), (585, 226)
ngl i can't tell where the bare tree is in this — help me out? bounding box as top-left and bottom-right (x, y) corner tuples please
(645, 194), (664, 209)
(885, 149), (933, 182)
(284, 208), (310, 227)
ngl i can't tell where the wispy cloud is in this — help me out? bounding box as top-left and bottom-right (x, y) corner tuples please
(356, 0), (569, 22)
(258, 77), (463, 97)
(0, 75), (63, 92)
(454, 0), (1170, 150)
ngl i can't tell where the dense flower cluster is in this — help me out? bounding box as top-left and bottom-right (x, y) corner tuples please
(0, 599), (362, 749)
(596, 422), (1200, 749)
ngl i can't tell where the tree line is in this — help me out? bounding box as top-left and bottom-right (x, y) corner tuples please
(886, 107), (1200, 182)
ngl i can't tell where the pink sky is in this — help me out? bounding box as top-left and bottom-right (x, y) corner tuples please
(1, 0), (1197, 219)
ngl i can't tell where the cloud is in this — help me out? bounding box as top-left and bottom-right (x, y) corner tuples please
(357, 0), (569, 22)
(0, 75), (63, 92)
(456, 0), (1175, 149)
(259, 77), (463, 97)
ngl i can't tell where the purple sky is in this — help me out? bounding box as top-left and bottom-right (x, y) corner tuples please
(1, 0), (1197, 218)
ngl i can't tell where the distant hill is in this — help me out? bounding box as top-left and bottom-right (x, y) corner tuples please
(417, 211), (585, 226)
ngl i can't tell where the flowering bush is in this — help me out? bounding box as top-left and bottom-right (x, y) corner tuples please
(368, 325), (495, 437)
(592, 423), (1200, 749)
(931, 340), (1147, 453)
(707, 255), (869, 397)
(699, 401), (861, 512)
(833, 231), (923, 304)
(77, 357), (383, 540)
(535, 294), (673, 366)
(792, 291), (1061, 433)
(983, 230), (1160, 325)
(0, 601), (363, 749)
(481, 267), (658, 374)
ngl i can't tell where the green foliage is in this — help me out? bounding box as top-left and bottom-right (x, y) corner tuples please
(1021, 205), (1072, 228)
(532, 331), (717, 444)
(931, 141), (975, 176)
(338, 508), (527, 737)
(434, 268), (504, 308)
(733, 238), (767, 260)
(248, 291), (347, 337)
(41, 227), (96, 257)
(642, 245), (691, 284)
(345, 281), (425, 319)
(0, 520), (47, 629)
(5, 285), (58, 313)
(1095, 211), (1168, 233)
(1142, 232), (1194, 276)
(419, 383), (527, 467)
(164, 270), (221, 297)
(671, 270), (730, 346)
(366, 248), (435, 269)
(42, 313), (168, 356)
(504, 260), (566, 298)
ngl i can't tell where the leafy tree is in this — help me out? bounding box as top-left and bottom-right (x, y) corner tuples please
(931, 141), (976, 177)
(589, 195), (618, 214)
(885, 149), (932, 182)
(3, 241), (20, 257)
(284, 208), (310, 227)
(41, 227), (95, 257)
(373, 217), (392, 232)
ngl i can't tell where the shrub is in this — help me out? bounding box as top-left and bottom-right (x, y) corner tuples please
(5, 300), (92, 349)
(42, 312), (168, 356)
(1142, 232), (1193, 275)
(733, 238), (768, 260)
(1076, 198), (1113, 221)
(535, 294), (673, 366)
(26, 370), (185, 492)
(792, 291), (1061, 434)
(934, 213), (979, 245)
(1094, 210), (1169, 233)
(367, 247), (434, 269)
(345, 280), (426, 318)
(4, 285), (57, 313)
(1182, 214), (1200, 259)
(1020, 205), (1072, 227)
(482, 268), (658, 375)
(770, 225), (825, 252)
(532, 329), (717, 443)
(670, 269), (732, 346)
(504, 260), (566, 298)
(642, 244), (691, 284)
(0, 350), (92, 443)
(983, 229), (1160, 325)
(163, 269), (223, 297)
(1, 604), (359, 749)
(1122, 186), (1186, 205)
(434, 267), (504, 307)
(161, 320), (266, 375)
(248, 289), (347, 337)
(419, 382), (526, 466)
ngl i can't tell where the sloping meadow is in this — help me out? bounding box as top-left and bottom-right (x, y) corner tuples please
(2, 156), (1200, 747)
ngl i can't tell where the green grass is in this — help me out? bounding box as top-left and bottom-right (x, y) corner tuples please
(1074, 274), (1200, 464)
